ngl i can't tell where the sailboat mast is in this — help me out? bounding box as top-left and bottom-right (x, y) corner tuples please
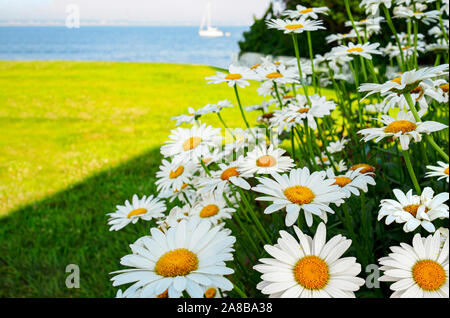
(206, 0), (212, 29)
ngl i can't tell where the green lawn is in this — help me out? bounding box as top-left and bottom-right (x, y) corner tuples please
(0, 61), (265, 297)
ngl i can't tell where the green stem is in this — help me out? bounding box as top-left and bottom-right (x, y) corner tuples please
(233, 284), (248, 298)
(344, 0), (362, 44)
(217, 112), (236, 140)
(437, 1), (449, 44)
(291, 127), (297, 162)
(236, 187), (272, 244)
(382, 5), (406, 71)
(273, 82), (284, 108)
(413, 19), (419, 68)
(291, 34), (312, 106)
(306, 31), (317, 93)
(402, 149), (422, 195)
(233, 85), (252, 131)
(404, 92), (449, 161)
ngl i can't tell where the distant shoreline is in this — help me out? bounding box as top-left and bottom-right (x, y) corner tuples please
(0, 25), (250, 28)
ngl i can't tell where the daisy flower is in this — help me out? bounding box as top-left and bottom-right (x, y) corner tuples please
(245, 100), (271, 113)
(325, 31), (358, 44)
(201, 99), (233, 114)
(156, 205), (191, 233)
(381, 89), (429, 113)
(336, 160), (349, 173)
(358, 64), (449, 99)
(107, 195), (166, 231)
(155, 159), (197, 193)
(393, 6), (441, 25)
(332, 42), (382, 60)
(422, 79), (449, 104)
(358, 111), (448, 150)
(222, 128), (267, 158)
(110, 219), (235, 298)
(325, 168), (376, 202)
(385, 42), (427, 59)
(425, 161), (449, 183)
(326, 138), (349, 154)
(378, 187), (449, 233)
(253, 223), (365, 298)
(252, 167), (346, 227)
(205, 64), (253, 88)
(360, 0), (392, 17)
(269, 108), (299, 134)
(255, 64), (299, 85)
(189, 193), (235, 225)
(279, 94), (337, 131)
(283, 5), (329, 20)
(158, 182), (197, 204)
(239, 144), (295, 175)
(378, 231), (449, 298)
(266, 17), (325, 34)
(197, 159), (252, 197)
(171, 107), (203, 126)
(349, 163), (376, 175)
(202, 286), (226, 298)
(315, 153), (332, 166)
(161, 124), (223, 164)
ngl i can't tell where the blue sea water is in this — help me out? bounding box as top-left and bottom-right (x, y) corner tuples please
(0, 26), (248, 68)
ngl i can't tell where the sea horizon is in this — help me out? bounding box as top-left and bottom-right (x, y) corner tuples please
(0, 26), (248, 68)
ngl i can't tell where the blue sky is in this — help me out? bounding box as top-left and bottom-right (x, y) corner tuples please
(0, 0), (272, 26)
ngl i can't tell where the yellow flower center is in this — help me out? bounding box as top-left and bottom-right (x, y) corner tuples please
(360, 19), (367, 22)
(173, 183), (188, 193)
(334, 176), (352, 187)
(225, 73), (242, 80)
(127, 208), (147, 218)
(183, 136), (202, 151)
(384, 120), (417, 134)
(297, 108), (310, 114)
(392, 77), (402, 85)
(274, 61), (281, 65)
(440, 83), (449, 92)
(266, 72), (283, 79)
(285, 24), (304, 30)
(402, 45), (412, 50)
(204, 288), (217, 298)
(284, 186), (315, 205)
(412, 260), (446, 291)
(444, 167), (449, 175)
(200, 204), (219, 218)
(403, 204), (420, 217)
(347, 47), (364, 53)
(250, 64), (260, 70)
(169, 165), (184, 179)
(157, 289), (169, 298)
(155, 248), (198, 277)
(300, 8), (313, 13)
(221, 167), (240, 180)
(410, 86), (422, 94)
(350, 164), (375, 174)
(321, 157), (329, 162)
(293, 256), (329, 290)
(256, 155), (277, 167)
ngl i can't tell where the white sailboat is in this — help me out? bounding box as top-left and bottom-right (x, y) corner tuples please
(199, 0), (230, 37)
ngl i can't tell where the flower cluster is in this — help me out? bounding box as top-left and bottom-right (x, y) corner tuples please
(106, 0), (449, 298)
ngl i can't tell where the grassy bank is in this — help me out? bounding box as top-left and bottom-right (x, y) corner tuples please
(0, 61), (265, 297)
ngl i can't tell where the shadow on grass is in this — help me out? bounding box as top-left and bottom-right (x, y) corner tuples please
(0, 147), (165, 297)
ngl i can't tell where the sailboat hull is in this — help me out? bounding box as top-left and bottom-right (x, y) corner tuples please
(199, 28), (224, 37)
